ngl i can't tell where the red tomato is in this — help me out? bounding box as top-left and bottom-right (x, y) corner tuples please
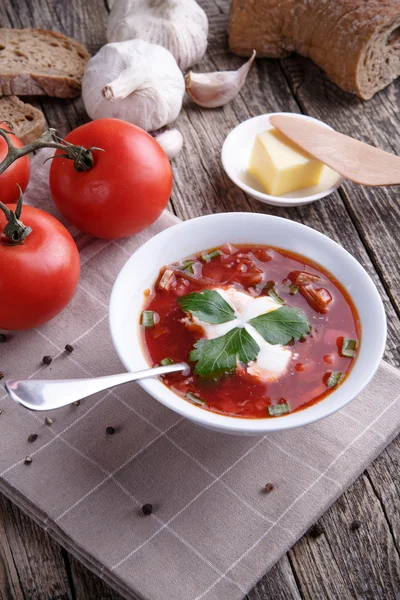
(0, 124), (30, 203)
(0, 204), (80, 330)
(49, 119), (173, 239)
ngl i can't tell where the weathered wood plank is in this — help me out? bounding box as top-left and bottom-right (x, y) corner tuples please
(246, 556), (303, 600)
(68, 553), (124, 600)
(365, 436), (400, 555)
(0, 498), (25, 600)
(0, 493), (72, 600)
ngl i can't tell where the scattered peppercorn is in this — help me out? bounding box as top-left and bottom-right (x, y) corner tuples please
(142, 503), (153, 516)
(106, 426), (116, 436)
(24, 456), (33, 465)
(350, 520), (362, 532)
(308, 523), (324, 538)
(264, 482), (274, 494)
(0, 334), (7, 343)
(45, 417), (53, 426)
(72, 400), (80, 406)
(0, 372), (4, 380)
(42, 355), (52, 366)
(65, 344), (74, 354)
(28, 434), (38, 443)
(0, 409), (2, 416)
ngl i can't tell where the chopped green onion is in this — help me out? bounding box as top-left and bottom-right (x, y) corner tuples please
(327, 371), (343, 388)
(268, 403), (291, 417)
(186, 392), (206, 406)
(341, 338), (357, 358)
(289, 285), (299, 295)
(141, 310), (155, 328)
(160, 357), (174, 366)
(181, 259), (195, 274)
(263, 280), (275, 292)
(201, 249), (220, 262)
(267, 288), (284, 304)
(159, 268), (174, 290)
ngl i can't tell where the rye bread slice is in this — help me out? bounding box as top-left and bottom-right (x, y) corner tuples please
(0, 28), (90, 98)
(0, 96), (46, 144)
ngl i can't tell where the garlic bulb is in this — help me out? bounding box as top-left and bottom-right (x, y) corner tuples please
(82, 39), (185, 132)
(185, 50), (256, 108)
(153, 129), (183, 160)
(107, 0), (208, 71)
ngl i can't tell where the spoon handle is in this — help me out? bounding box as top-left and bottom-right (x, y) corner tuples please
(5, 363), (188, 412)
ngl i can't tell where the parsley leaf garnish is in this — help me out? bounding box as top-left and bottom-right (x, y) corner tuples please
(178, 289), (310, 376)
(178, 289), (236, 324)
(189, 327), (259, 376)
(249, 306), (310, 345)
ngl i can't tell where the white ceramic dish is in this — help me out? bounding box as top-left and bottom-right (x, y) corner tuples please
(109, 212), (386, 435)
(221, 113), (345, 207)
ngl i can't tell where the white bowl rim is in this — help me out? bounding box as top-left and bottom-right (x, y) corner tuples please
(109, 212), (386, 434)
(221, 112), (346, 206)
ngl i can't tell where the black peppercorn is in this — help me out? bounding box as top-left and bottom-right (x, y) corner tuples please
(350, 520), (362, 532)
(308, 523), (324, 538)
(65, 344), (74, 354)
(142, 503), (153, 516)
(264, 482), (274, 494)
(0, 372), (4, 380)
(28, 434), (38, 443)
(0, 334), (7, 343)
(42, 355), (52, 365)
(106, 426), (116, 436)
(24, 456), (33, 465)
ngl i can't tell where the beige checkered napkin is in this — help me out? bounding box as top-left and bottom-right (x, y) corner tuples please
(0, 152), (399, 600)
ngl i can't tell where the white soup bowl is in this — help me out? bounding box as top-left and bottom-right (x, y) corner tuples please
(109, 213), (386, 435)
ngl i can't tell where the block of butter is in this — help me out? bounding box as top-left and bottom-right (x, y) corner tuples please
(248, 127), (324, 196)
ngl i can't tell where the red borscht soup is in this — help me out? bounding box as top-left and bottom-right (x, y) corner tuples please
(140, 243), (360, 419)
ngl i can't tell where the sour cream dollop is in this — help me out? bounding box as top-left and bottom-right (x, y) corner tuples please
(182, 287), (292, 381)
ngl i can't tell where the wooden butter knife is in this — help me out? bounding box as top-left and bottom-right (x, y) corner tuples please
(269, 114), (400, 186)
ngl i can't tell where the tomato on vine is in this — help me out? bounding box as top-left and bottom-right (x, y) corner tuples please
(0, 191), (80, 330)
(49, 118), (173, 239)
(0, 123), (30, 204)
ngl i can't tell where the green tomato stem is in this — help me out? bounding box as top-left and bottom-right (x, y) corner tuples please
(0, 186), (32, 245)
(0, 123), (103, 175)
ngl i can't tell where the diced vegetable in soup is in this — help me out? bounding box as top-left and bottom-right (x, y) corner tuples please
(140, 244), (360, 419)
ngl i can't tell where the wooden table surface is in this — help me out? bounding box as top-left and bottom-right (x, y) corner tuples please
(1, 1), (399, 599)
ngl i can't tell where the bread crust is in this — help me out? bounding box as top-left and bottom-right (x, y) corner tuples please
(229, 0), (400, 99)
(0, 28), (90, 98)
(0, 96), (46, 144)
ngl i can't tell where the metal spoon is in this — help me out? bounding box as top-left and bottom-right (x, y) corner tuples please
(5, 363), (188, 412)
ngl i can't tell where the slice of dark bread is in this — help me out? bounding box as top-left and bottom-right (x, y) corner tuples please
(0, 28), (90, 98)
(0, 96), (46, 144)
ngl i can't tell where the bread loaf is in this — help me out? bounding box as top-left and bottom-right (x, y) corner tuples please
(0, 28), (90, 98)
(229, 0), (400, 100)
(0, 96), (45, 144)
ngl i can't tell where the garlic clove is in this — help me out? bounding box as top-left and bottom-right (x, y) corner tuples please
(153, 129), (183, 160)
(185, 50), (256, 108)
